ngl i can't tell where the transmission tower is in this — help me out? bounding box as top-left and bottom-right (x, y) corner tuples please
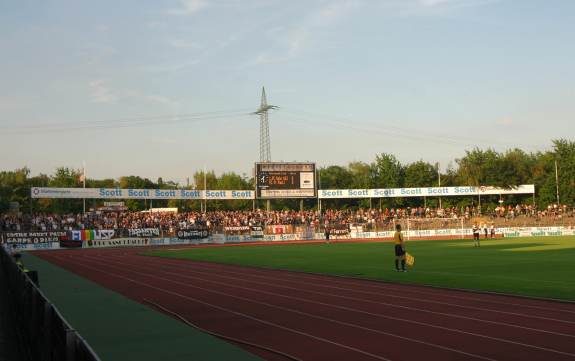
(254, 87), (278, 162)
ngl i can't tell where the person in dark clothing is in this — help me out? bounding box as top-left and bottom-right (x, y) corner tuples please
(394, 224), (407, 272)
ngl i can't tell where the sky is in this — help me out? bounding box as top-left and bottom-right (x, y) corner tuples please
(0, 0), (574, 184)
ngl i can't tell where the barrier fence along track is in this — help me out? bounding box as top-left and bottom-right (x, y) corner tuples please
(0, 245), (101, 361)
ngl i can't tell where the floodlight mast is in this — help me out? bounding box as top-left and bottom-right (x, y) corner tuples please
(254, 87), (278, 163)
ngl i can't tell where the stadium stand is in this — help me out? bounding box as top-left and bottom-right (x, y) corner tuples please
(1, 204), (572, 236)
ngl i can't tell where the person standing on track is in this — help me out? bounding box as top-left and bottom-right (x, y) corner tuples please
(394, 224), (407, 272)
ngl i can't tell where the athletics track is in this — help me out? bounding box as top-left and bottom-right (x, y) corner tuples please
(34, 243), (575, 361)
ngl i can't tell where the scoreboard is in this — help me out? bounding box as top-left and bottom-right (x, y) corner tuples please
(255, 162), (316, 199)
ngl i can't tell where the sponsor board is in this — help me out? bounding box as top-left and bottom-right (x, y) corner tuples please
(31, 187), (254, 200)
(10, 225), (572, 251)
(279, 234), (298, 241)
(167, 237), (213, 245)
(319, 185), (535, 199)
(84, 238), (151, 248)
(168, 238), (190, 245)
(223, 235), (248, 242)
(348, 226), (575, 239)
(7, 242), (61, 251)
(210, 234), (226, 244)
(150, 238), (170, 246)
(31, 185), (534, 200)
(60, 240), (83, 248)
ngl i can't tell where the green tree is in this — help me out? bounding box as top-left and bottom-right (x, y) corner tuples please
(46, 167), (83, 213)
(554, 139), (575, 205)
(119, 175), (156, 210)
(372, 153), (403, 206)
(403, 161), (437, 188)
(318, 166), (353, 209)
(0, 167), (31, 212)
(403, 160), (438, 207)
(372, 153), (403, 188)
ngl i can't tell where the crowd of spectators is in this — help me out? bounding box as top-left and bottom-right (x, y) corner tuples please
(1, 203), (572, 233)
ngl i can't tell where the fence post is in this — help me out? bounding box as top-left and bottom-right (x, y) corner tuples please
(66, 330), (76, 361)
(43, 302), (53, 361)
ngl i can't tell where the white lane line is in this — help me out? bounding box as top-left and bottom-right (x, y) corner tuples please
(98, 253), (575, 359)
(72, 254), (497, 361)
(123, 254), (575, 340)
(48, 254), (393, 361)
(169, 259), (575, 325)
(183, 259), (575, 315)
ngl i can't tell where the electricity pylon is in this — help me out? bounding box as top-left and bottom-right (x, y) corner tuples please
(254, 87), (278, 162)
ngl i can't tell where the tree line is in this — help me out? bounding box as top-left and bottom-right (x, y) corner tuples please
(1, 139), (573, 213)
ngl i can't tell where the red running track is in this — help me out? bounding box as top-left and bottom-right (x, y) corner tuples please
(34, 247), (575, 361)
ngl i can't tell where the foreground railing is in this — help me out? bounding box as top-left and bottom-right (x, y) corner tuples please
(0, 246), (101, 361)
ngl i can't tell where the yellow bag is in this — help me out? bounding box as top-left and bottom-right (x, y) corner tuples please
(405, 253), (415, 267)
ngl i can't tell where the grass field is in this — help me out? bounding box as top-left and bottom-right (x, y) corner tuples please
(147, 236), (575, 301)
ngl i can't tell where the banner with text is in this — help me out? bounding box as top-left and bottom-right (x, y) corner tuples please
(31, 187), (254, 200)
(69, 230), (115, 241)
(250, 225), (264, 239)
(319, 185), (535, 199)
(31, 185), (534, 200)
(177, 226), (210, 240)
(1, 231), (67, 244)
(127, 228), (161, 238)
(328, 224), (350, 236)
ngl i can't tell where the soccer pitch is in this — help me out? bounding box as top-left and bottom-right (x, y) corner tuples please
(147, 236), (575, 301)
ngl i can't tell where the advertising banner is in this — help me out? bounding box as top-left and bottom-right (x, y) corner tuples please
(59, 239), (83, 248)
(31, 185), (534, 200)
(31, 187), (254, 200)
(84, 238), (151, 248)
(319, 185), (535, 199)
(7, 242), (60, 251)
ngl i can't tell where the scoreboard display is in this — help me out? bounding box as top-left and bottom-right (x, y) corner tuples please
(255, 162), (316, 199)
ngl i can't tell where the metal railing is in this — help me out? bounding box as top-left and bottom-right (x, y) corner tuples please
(0, 245), (101, 361)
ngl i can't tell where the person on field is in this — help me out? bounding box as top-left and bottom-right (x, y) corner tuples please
(490, 223), (496, 238)
(394, 224), (407, 272)
(483, 223), (488, 239)
(472, 223), (480, 247)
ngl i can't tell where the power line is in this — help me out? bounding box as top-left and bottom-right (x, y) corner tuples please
(1, 110), (252, 134)
(280, 108), (544, 150)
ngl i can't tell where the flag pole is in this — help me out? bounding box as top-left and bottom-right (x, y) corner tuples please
(437, 162), (442, 209)
(555, 160), (560, 204)
(203, 165), (207, 213)
(82, 160), (86, 214)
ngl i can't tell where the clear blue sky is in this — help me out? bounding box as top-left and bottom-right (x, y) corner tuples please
(1, 0), (573, 184)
